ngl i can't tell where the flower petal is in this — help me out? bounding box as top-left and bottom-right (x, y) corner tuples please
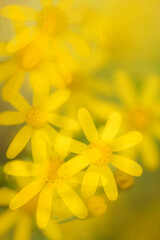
(4, 160), (38, 177)
(0, 42), (10, 57)
(0, 5), (38, 21)
(57, 183), (88, 219)
(55, 134), (87, 154)
(112, 131), (142, 152)
(44, 220), (63, 240)
(44, 89), (70, 112)
(7, 26), (38, 53)
(0, 210), (16, 236)
(114, 71), (137, 106)
(102, 112), (121, 140)
(0, 61), (16, 83)
(111, 155), (143, 176)
(40, 0), (53, 7)
(0, 111), (25, 125)
(37, 185), (53, 229)
(141, 135), (159, 171)
(58, 150), (99, 178)
(7, 125), (33, 159)
(0, 188), (16, 206)
(10, 180), (43, 210)
(13, 215), (32, 240)
(58, 0), (74, 10)
(101, 166), (118, 201)
(47, 113), (79, 130)
(78, 108), (98, 143)
(66, 31), (90, 57)
(81, 165), (100, 199)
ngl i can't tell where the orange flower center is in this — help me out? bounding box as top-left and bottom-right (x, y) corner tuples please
(26, 107), (46, 128)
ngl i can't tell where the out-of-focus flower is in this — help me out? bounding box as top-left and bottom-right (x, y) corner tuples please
(0, 188), (63, 240)
(0, 0), (90, 57)
(4, 151), (88, 229)
(112, 71), (160, 170)
(87, 195), (107, 217)
(115, 170), (135, 190)
(0, 88), (79, 160)
(57, 109), (143, 201)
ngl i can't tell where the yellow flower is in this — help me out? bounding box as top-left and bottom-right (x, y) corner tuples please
(112, 71), (160, 170)
(0, 88), (79, 160)
(4, 152), (88, 229)
(87, 195), (107, 217)
(57, 109), (143, 200)
(0, 0), (89, 57)
(0, 188), (63, 239)
(115, 170), (135, 190)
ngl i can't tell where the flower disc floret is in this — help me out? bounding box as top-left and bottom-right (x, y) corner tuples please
(26, 107), (46, 128)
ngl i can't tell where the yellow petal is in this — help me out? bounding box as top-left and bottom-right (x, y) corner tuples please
(114, 71), (137, 106)
(47, 113), (79, 130)
(31, 130), (48, 163)
(4, 160), (38, 177)
(0, 111), (25, 125)
(42, 123), (58, 146)
(102, 112), (121, 140)
(37, 185), (53, 229)
(0, 42), (10, 57)
(101, 166), (118, 201)
(58, 150), (99, 178)
(13, 215), (32, 240)
(0, 5), (38, 21)
(55, 134), (87, 154)
(81, 165), (100, 199)
(40, 0), (53, 7)
(141, 135), (159, 171)
(0, 210), (16, 236)
(0, 60), (16, 84)
(44, 89), (70, 112)
(57, 183), (88, 219)
(0, 188), (16, 206)
(7, 125), (33, 159)
(66, 31), (90, 57)
(111, 155), (143, 176)
(44, 220), (63, 240)
(10, 180), (43, 210)
(58, 0), (74, 10)
(7, 26), (38, 53)
(78, 108), (98, 143)
(112, 131), (142, 152)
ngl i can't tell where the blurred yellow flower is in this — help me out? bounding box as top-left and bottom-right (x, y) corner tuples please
(0, 88), (79, 160)
(87, 195), (107, 217)
(4, 152), (88, 229)
(57, 109), (143, 201)
(113, 71), (160, 170)
(0, 0), (89, 57)
(0, 188), (63, 239)
(115, 170), (135, 190)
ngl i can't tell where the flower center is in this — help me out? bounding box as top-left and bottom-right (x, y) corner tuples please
(89, 141), (113, 166)
(38, 6), (68, 37)
(26, 107), (46, 128)
(127, 107), (152, 131)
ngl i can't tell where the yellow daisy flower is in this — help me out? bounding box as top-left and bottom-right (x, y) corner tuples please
(4, 152), (88, 229)
(0, 188), (63, 239)
(0, 0), (89, 57)
(0, 88), (79, 160)
(57, 109), (143, 200)
(113, 71), (160, 170)
(115, 170), (135, 190)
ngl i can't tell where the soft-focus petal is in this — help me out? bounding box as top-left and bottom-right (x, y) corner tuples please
(112, 131), (142, 152)
(44, 220), (63, 240)
(13, 215), (32, 240)
(111, 155), (143, 176)
(10, 180), (43, 210)
(0, 5), (38, 21)
(58, 0), (74, 10)
(7, 125), (33, 159)
(141, 135), (159, 171)
(0, 188), (16, 206)
(81, 165), (100, 199)
(57, 183), (88, 219)
(78, 108), (98, 143)
(7, 26), (38, 53)
(47, 113), (79, 130)
(58, 150), (100, 178)
(37, 185), (53, 229)
(0, 210), (16, 236)
(66, 31), (90, 57)
(101, 166), (118, 201)
(40, 0), (53, 7)
(102, 112), (121, 140)
(4, 160), (38, 177)
(44, 89), (70, 112)
(0, 111), (25, 125)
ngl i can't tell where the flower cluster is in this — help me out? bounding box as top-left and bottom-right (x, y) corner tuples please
(0, 0), (159, 240)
